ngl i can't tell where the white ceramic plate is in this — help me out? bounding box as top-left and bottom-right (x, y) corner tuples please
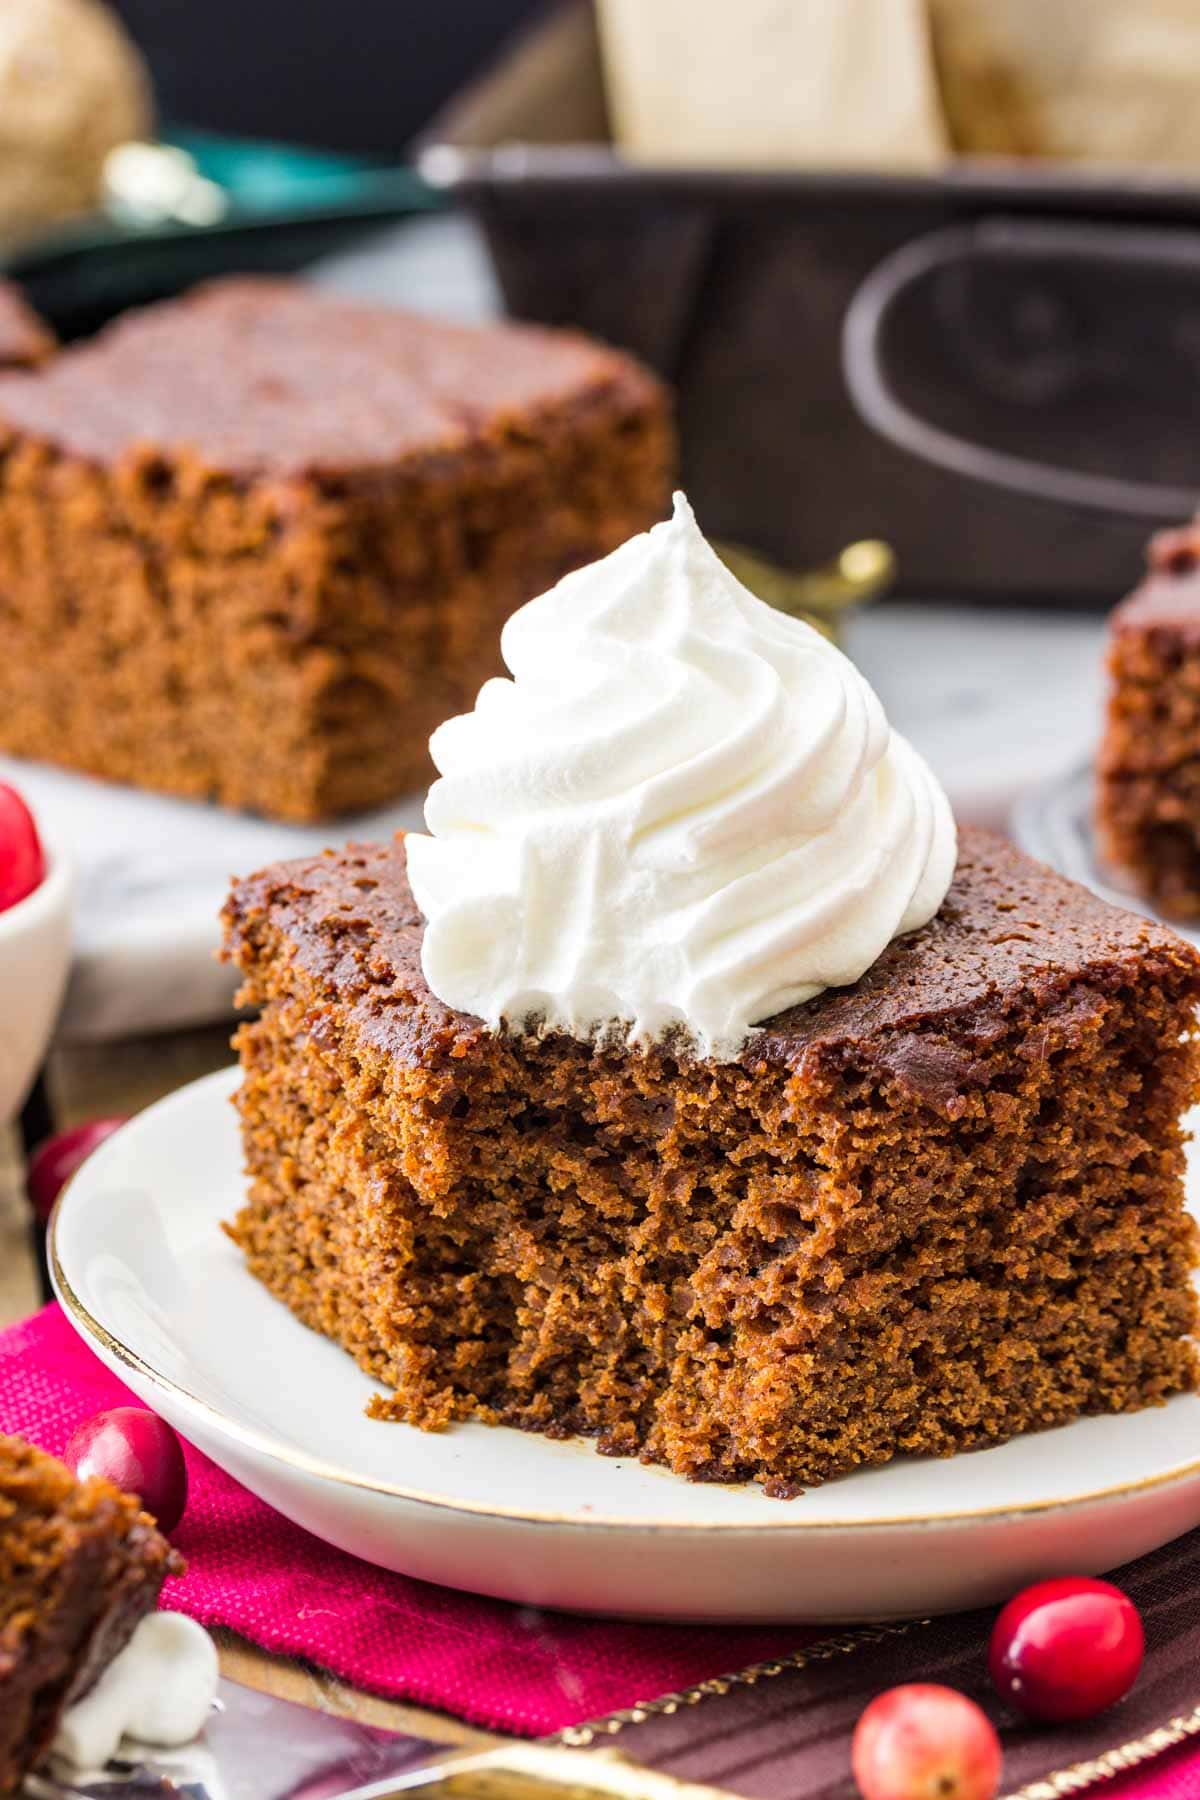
(50, 1067), (1200, 1623)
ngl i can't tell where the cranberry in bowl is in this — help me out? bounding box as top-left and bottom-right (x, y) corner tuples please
(0, 783), (73, 1124)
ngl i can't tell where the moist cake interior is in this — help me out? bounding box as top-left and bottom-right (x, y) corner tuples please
(223, 830), (1200, 1494)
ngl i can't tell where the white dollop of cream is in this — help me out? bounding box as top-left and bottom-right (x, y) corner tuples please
(405, 492), (956, 1062)
(53, 1612), (218, 1771)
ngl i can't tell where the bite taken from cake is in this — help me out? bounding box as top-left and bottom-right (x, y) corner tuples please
(222, 496), (1200, 1495)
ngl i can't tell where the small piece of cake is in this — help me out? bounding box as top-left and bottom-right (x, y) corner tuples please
(0, 284), (53, 371)
(1097, 523), (1200, 919)
(0, 1431), (180, 1794)
(221, 827), (1200, 1493)
(0, 278), (672, 821)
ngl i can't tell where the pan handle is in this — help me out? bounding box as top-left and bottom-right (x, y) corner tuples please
(841, 217), (1200, 520)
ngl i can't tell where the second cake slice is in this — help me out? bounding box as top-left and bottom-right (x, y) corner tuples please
(0, 279), (672, 822)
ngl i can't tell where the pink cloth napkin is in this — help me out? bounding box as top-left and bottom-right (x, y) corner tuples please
(3, 1302), (1196, 1799)
(1112, 1748), (1200, 1800)
(0, 1304), (809, 1735)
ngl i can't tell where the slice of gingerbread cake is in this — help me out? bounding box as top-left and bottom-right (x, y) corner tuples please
(0, 278), (671, 822)
(0, 1431), (179, 1794)
(222, 502), (1200, 1493)
(1098, 521), (1200, 920)
(222, 828), (1200, 1494)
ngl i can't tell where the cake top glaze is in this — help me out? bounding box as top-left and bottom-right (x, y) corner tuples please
(223, 827), (1200, 1106)
(0, 277), (662, 477)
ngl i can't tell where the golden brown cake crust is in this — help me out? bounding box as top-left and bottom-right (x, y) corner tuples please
(0, 277), (664, 476)
(0, 1431), (180, 1794)
(225, 827), (1200, 1093)
(222, 828), (1200, 1492)
(0, 279), (674, 822)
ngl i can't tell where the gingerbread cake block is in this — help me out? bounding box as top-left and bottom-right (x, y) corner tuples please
(0, 1431), (179, 1794)
(1097, 523), (1200, 919)
(0, 278), (672, 822)
(221, 828), (1200, 1493)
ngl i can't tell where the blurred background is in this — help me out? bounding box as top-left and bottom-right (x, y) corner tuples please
(9, 0), (1200, 604)
(109, 0), (550, 151)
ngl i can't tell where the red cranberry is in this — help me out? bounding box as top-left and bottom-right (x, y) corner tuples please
(0, 782), (44, 913)
(64, 1407), (188, 1534)
(26, 1118), (128, 1224)
(852, 1684), (1001, 1800)
(989, 1576), (1144, 1722)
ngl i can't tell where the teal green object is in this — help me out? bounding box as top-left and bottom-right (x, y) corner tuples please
(3, 131), (440, 338)
(169, 128), (429, 216)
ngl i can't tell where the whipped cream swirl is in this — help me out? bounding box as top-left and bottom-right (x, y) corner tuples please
(54, 1613), (218, 1770)
(405, 493), (956, 1061)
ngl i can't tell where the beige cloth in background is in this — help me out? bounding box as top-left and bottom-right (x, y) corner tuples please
(596, 0), (949, 170)
(930, 0), (1200, 166)
(598, 0), (1200, 172)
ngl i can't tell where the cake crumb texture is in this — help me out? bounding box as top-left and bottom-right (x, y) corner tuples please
(222, 829), (1200, 1492)
(0, 1431), (179, 1794)
(0, 278), (672, 821)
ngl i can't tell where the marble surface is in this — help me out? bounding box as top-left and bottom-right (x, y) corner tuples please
(0, 759), (427, 1041)
(6, 214), (1112, 1043)
(845, 601), (1106, 832)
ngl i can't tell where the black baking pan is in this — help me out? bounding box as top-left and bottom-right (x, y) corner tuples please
(419, 0), (1200, 603)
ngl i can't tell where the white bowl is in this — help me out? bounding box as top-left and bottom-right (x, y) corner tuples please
(0, 842), (74, 1125)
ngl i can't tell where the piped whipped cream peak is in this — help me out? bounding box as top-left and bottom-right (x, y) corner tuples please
(405, 492), (956, 1061)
